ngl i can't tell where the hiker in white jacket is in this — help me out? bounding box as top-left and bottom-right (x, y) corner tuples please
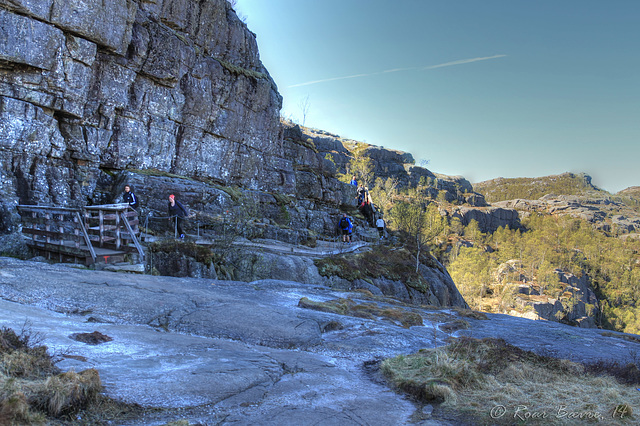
(376, 216), (385, 239)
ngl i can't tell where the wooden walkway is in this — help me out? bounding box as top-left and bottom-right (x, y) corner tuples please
(18, 204), (144, 265)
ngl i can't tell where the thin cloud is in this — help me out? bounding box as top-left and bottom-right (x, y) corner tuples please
(288, 54), (507, 88)
(423, 54), (507, 70)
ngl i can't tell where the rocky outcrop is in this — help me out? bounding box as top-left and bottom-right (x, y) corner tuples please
(285, 122), (487, 205)
(146, 241), (467, 309)
(327, 259), (468, 309)
(617, 186), (640, 198)
(473, 172), (603, 203)
(450, 206), (522, 233)
(493, 195), (640, 233)
(498, 264), (600, 328)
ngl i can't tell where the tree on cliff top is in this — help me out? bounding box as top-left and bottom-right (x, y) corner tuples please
(347, 146), (374, 189)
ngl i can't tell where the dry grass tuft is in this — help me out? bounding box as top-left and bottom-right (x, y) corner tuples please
(33, 368), (102, 416)
(298, 297), (423, 328)
(0, 326), (105, 423)
(601, 331), (640, 344)
(585, 358), (640, 385)
(1, 326), (58, 379)
(439, 319), (470, 333)
(382, 337), (640, 424)
(0, 391), (33, 424)
(452, 307), (489, 320)
(0, 326), (172, 424)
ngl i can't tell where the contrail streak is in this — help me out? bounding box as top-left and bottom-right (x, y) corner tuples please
(288, 54), (507, 88)
(422, 54), (507, 70)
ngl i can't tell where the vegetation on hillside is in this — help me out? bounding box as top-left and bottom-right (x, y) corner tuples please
(298, 297), (423, 328)
(446, 214), (640, 334)
(361, 162), (640, 334)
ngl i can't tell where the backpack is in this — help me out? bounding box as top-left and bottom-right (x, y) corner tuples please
(339, 217), (350, 230)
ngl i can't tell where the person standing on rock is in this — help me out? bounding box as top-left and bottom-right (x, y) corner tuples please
(350, 175), (358, 186)
(376, 216), (386, 239)
(122, 184), (139, 211)
(168, 194), (189, 239)
(338, 213), (353, 244)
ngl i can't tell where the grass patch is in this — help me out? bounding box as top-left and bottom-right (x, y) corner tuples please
(451, 307), (489, 320)
(213, 184), (243, 203)
(216, 58), (267, 80)
(584, 359), (640, 386)
(600, 331), (640, 344)
(298, 297), (423, 328)
(314, 246), (431, 293)
(439, 319), (470, 333)
(0, 326), (176, 424)
(381, 337), (640, 424)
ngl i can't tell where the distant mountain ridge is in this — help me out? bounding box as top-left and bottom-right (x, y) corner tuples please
(473, 172), (606, 203)
(618, 186), (640, 200)
(472, 172), (640, 234)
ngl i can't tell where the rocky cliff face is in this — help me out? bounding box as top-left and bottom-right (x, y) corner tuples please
(450, 206), (522, 233)
(0, 0), (289, 231)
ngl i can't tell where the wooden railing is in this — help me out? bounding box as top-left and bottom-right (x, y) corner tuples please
(83, 204), (144, 259)
(17, 205), (97, 263)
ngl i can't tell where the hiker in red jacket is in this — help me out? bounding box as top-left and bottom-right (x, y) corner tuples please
(167, 194), (189, 238)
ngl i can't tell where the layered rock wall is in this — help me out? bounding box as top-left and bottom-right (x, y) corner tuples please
(0, 0), (290, 231)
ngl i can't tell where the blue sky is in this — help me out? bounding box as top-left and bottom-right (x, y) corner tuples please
(234, 0), (639, 193)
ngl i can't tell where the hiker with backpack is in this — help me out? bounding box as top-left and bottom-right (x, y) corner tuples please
(338, 213), (353, 244)
(168, 194), (189, 238)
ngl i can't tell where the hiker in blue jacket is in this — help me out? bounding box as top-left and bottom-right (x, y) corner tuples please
(338, 213), (353, 244)
(168, 194), (189, 238)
